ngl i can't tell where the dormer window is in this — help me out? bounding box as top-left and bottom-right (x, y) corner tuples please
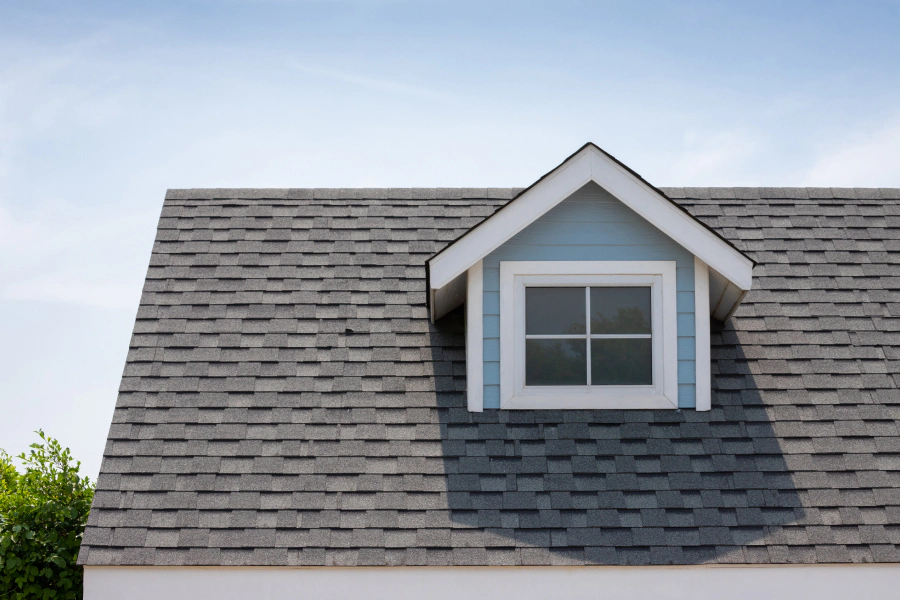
(426, 143), (755, 413)
(500, 261), (678, 410)
(524, 285), (652, 387)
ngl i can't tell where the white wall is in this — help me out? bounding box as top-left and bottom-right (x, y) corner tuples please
(85, 564), (900, 600)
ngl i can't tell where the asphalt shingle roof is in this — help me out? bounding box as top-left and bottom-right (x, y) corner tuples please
(79, 186), (900, 567)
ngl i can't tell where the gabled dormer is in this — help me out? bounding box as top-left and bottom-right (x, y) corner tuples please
(426, 143), (755, 413)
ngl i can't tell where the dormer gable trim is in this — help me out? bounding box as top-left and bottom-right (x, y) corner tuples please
(427, 143), (755, 321)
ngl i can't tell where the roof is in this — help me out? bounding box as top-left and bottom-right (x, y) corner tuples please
(80, 186), (900, 567)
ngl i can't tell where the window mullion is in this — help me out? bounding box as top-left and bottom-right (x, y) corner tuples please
(585, 286), (591, 387)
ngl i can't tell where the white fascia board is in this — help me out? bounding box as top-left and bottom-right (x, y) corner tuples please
(428, 146), (753, 293)
(588, 149), (753, 290)
(429, 150), (593, 289)
(86, 565), (900, 600)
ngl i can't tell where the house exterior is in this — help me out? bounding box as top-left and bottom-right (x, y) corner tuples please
(79, 144), (900, 598)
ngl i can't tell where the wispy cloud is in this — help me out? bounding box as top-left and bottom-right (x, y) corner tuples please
(803, 117), (900, 186)
(289, 62), (451, 101)
(3, 276), (142, 311)
(0, 202), (150, 311)
(666, 129), (763, 185)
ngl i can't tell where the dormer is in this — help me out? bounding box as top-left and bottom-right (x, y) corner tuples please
(426, 143), (754, 412)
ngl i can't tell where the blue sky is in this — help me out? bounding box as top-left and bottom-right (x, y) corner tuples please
(2, 0), (899, 478)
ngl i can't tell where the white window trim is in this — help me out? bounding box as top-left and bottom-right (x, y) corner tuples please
(500, 260), (678, 410)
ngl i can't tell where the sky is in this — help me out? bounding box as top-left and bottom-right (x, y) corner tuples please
(2, 0), (900, 479)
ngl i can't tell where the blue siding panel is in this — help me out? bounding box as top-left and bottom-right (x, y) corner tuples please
(677, 291), (695, 313)
(678, 360), (696, 384)
(490, 245), (685, 263)
(677, 336), (696, 360)
(677, 313), (696, 335)
(675, 267), (693, 290)
(678, 385), (696, 408)
(483, 268), (500, 292)
(484, 385), (500, 406)
(484, 364), (500, 388)
(483, 292), (500, 316)
(484, 363), (500, 385)
(483, 338), (500, 359)
(483, 315), (500, 338)
(481, 182), (697, 410)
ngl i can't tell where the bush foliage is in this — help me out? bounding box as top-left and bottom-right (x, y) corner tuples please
(0, 432), (94, 600)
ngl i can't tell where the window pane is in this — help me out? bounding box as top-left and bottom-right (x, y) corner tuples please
(591, 339), (652, 385)
(525, 287), (585, 335)
(526, 339), (587, 386)
(590, 287), (651, 334)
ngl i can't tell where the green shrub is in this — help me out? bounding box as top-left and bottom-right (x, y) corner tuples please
(0, 431), (94, 600)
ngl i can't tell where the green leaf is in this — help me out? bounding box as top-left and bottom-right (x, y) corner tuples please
(1, 431), (94, 600)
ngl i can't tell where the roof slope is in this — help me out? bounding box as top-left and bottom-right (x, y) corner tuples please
(81, 186), (900, 567)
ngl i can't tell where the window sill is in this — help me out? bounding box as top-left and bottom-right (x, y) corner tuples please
(501, 389), (678, 410)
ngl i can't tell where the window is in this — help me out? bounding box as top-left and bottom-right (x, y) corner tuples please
(500, 261), (678, 410)
(525, 286), (653, 387)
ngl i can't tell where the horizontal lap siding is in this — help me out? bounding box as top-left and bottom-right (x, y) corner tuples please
(481, 182), (696, 409)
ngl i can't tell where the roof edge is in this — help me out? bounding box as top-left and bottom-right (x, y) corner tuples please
(164, 188), (524, 201)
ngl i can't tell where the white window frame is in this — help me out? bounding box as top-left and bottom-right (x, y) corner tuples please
(500, 260), (679, 410)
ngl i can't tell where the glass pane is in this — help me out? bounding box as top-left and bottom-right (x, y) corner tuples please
(590, 287), (651, 334)
(591, 339), (652, 385)
(526, 339), (587, 386)
(525, 287), (585, 335)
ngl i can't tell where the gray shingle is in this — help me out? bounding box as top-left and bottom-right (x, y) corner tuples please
(81, 187), (900, 567)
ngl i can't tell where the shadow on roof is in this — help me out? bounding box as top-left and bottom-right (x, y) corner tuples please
(430, 307), (803, 565)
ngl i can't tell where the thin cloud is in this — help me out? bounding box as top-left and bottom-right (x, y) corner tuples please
(803, 118), (900, 187)
(665, 129), (762, 186)
(3, 276), (142, 311)
(289, 62), (451, 101)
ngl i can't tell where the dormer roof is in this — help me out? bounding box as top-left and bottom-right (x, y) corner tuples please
(426, 143), (755, 321)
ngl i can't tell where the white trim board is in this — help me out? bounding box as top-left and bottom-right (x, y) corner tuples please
(428, 144), (754, 299)
(466, 261), (484, 412)
(85, 565), (900, 600)
(694, 257), (711, 411)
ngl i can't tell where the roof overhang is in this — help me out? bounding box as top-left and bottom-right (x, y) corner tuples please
(427, 143), (755, 321)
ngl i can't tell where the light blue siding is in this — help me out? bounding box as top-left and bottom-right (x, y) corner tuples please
(676, 291), (695, 312)
(677, 336), (696, 360)
(483, 315), (500, 337)
(481, 181), (697, 409)
(678, 385), (696, 404)
(483, 291), (500, 315)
